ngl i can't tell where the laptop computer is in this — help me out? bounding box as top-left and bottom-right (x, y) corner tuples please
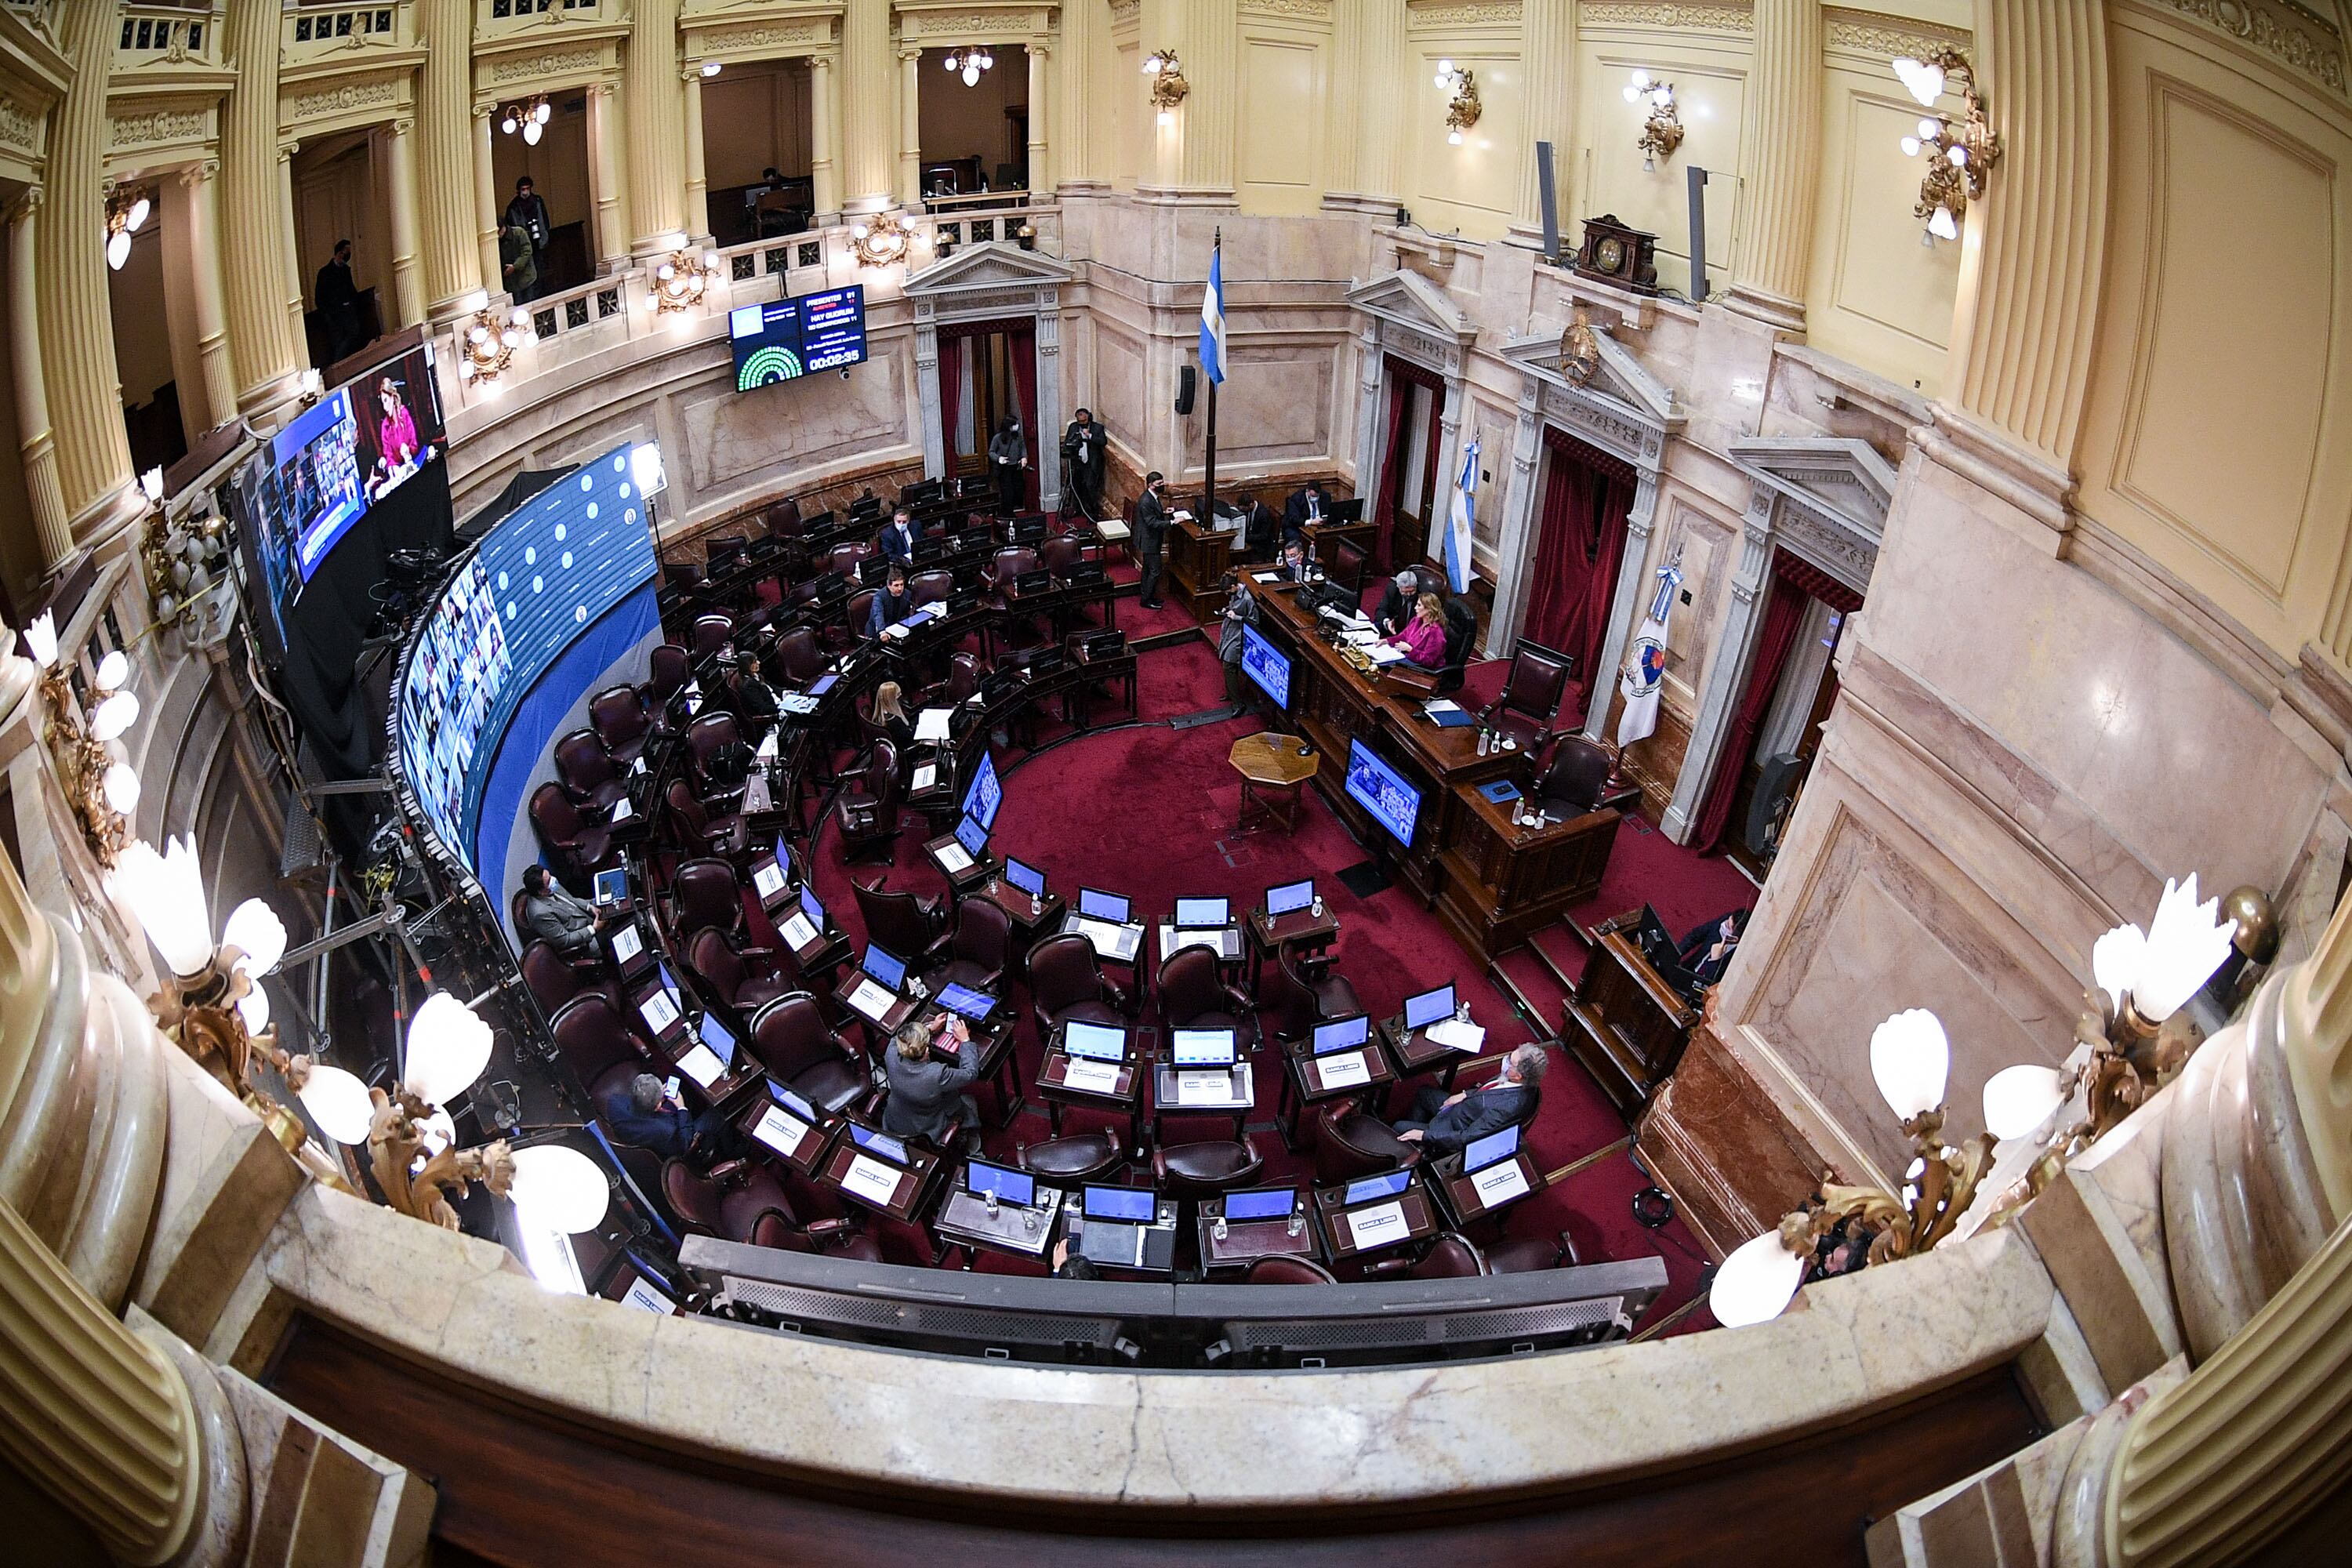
(1078, 1184), (1174, 1269)
(1404, 983), (1456, 1032)
(593, 867), (629, 907)
(1062, 1020), (1127, 1062)
(1265, 879), (1316, 919)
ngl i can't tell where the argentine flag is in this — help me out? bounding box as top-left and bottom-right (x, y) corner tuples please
(1198, 245), (1227, 385)
(1443, 435), (1480, 594)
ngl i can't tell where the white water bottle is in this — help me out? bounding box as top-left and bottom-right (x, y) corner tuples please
(1477, 726), (1491, 757)
(1312, 893), (1324, 919)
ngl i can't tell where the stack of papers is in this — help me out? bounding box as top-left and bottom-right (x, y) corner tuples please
(1062, 1058), (1122, 1093)
(935, 840), (974, 874)
(1097, 518), (1131, 542)
(742, 775), (772, 812)
(916, 708), (953, 742)
(880, 621), (913, 641)
(1425, 1018), (1486, 1054)
(777, 693), (819, 716)
(607, 796), (634, 822)
(756, 731), (779, 760)
(639, 989), (681, 1034)
(1363, 644), (1409, 666)
(1175, 1072), (1236, 1107)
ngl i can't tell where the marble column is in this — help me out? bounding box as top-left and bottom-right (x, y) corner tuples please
(1036, 299), (1063, 514)
(383, 120), (425, 327)
(1929, 0), (2111, 533)
(220, 0), (306, 413)
(898, 46), (924, 207)
(682, 69), (710, 245)
(808, 55), (840, 222)
(276, 141), (308, 358)
(1027, 42), (1051, 196)
(916, 318), (944, 480)
(1355, 0), (1407, 211)
(1319, 0), (1363, 209)
(840, 0), (895, 210)
(1057, 0), (1098, 193)
(473, 107), (503, 303)
(6, 191), (72, 574)
(588, 85), (629, 273)
(38, 0), (136, 535)
(172, 163), (238, 434)
(1352, 319), (1385, 492)
(416, 0), (481, 314)
(1722, 0), (1820, 332)
(1511, 0), (1577, 245)
(628, 0), (688, 250)
(1663, 480), (1774, 840)
(1487, 383), (1547, 651)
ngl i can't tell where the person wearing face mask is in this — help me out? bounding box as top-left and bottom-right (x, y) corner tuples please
(1135, 470), (1172, 611)
(1061, 408), (1107, 520)
(989, 416), (1028, 517)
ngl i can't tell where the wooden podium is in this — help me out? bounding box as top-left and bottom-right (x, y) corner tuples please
(1559, 910), (1699, 1117)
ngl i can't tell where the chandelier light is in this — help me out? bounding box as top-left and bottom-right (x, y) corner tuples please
(456, 303), (536, 388)
(15, 612), (140, 866)
(499, 94), (553, 147)
(103, 184), (151, 270)
(1893, 49), (2000, 244)
(1624, 70), (1682, 171)
(944, 46), (995, 87)
(1436, 59), (1483, 146)
(850, 212), (916, 267)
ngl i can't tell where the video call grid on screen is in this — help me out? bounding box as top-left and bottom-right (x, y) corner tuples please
(397, 444), (657, 861)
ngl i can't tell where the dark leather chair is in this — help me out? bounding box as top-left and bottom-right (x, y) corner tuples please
(1534, 736), (1615, 818)
(1245, 1255), (1339, 1284)
(854, 877), (946, 958)
(771, 625), (826, 687)
(1366, 1231), (1486, 1279)
(840, 589), (878, 649)
(661, 1159), (796, 1243)
(1483, 1227), (1584, 1275)
(1391, 598), (1479, 698)
(746, 1206), (880, 1261)
(1040, 535), (1083, 578)
(551, 993), (652, 1102)
(746, 993), (876, 1115)
(923, 650), (983, 710)
(1158, 946), (1256, 1044)
(688, 927), (794, 1014)
(666, 779), (749, 859)
(1265, 943), (1360, 1048)
(1151, 1135), (1265, 1196)
(835, 741), (902, 863)
(686, 711), (747, 805)
(554, 729), (629, 812)
(521, 940), (615, 1021)
(691, 613), (735, 663)
(1312, 1101), (1419, 1185)
(671, 858), (748, 944)
(827, 540), (872, 579)
(767, 497), (803, 536)
(1479, 641), (1576, 753)
(1017, 1130), (1126, 1188)
(1325, 535), (1369, 597)
(589, 685), (653, 764)
(926, 895), (1012, 994)
(984, 546), (1039, 598)
(644, 643), (691, 706)
(909, 568), (953, 606)
(530, 784), (615, 884)
(1027, 933), (1135, 1039)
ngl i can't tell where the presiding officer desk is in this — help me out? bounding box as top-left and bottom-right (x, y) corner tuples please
(1242, 578), (1621, 961)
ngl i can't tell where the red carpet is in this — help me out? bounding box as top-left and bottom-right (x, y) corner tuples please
(801, 588), (1737, 1333)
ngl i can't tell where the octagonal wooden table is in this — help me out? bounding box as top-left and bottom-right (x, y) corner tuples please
(1229, 731), (1319, 833)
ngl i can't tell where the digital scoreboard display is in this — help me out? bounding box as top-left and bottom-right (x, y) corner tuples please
(728, 285), (869, 390)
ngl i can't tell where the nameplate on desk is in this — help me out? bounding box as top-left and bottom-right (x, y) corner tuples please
(880, 621), (913, 641)
(608, 795), (635, 822)
(1425, 1018), (1486, 1054)
(1316, 1051), (1370, 1088)
(631, 756), (648, 775)
(675, 1043), (724, 1088)
(778, 912), (819, 949)
(848, 978), (898, 1021)
(935, 841), (974, 875)
(752, 1105), (811, 1159)
(1174, 1071), (1236, 1108)
(841, 1154), (903, 1207)
(1471, 1160), (1531, 1207)
(912, 762), (938, 793)
(639, 989), (681, 1034)
(743, 775), (773, 813)
(916, 708), (953, 742)
(619, 1276), (677, 1316)
(751, 862), (788, 901)
(1348, 1201), (1410, 1249)
(1062, 1058), (1122, 1094)
(610, 926), (644, 964)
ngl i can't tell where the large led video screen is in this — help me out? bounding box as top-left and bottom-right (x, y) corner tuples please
(1345, 739), (1422, 848)
(728, 284), (868, 390)
(397, 444), (659, 871)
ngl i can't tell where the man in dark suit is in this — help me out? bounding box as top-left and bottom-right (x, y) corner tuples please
(877, 506), (922, 566)
(1392, 1044), (1546, 1154)
(1240, 495), (1280, 561)
(1372, 568), (1422, 637)
(866, 563), (917, 637)
(1061, 408), (1107, 519)
(1274, 535), (1316, 583)
(598, 1073), (745, 1161)
(882, 1014), (982, 1147)
(1135, 470), (1172, 609)
(1282, 479), (1330, 537)
(520, 863), (601, 958)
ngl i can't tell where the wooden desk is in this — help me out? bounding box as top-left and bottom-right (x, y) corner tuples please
(1245, 900), (1339, 988)
(1167, 517), (1236, 623)
(1378, 1014), (1494, 1094)
(1036, 1038), (1148, 1156)
(1435, 782), (1621, 964)
(1148, 1060), (1255, 1145)
(818, 1131), (945, 1229)
(1066, 643), (1138, 729)
(971, 881), (1065, 964)
(922, 829), (995, 896)
(1229, 732), (1318, 834)
(1430, 1145), (1547, 1229)
(1313, 1176), (1439, 1263)
(913, 1001), (1023, 1127)
(1197, 1193), (1319, 1274)
(1274, 1040), (1396, 1152)
(1560, 910), (1700, 1117)
(832, 968), (916, 1043)
(736, 1087), (840, 1181)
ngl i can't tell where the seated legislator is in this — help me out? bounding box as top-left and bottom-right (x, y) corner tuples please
(881, 1014), (982, 1147)
(520, 864), (601, 959)
(1239, 495), (1281, 562)
(1392, 1043), (1548, 1154)
(598, 1072), (746, 1161)
(866, 563), (918, 637)
(1282, 478), (1330, 539)
(1275, 536), (1317, 583)
(1385, 592), (1450, 670)
(869, 680), (916, 750)
(1372, 568), (1423, 637)
(878, 506), (923, 566)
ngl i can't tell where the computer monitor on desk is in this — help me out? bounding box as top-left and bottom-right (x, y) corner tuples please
(1062, 1021), (1127, 1062)
(1001, 857), (1047, 898)
(1171, 1028), (1237, 1068)
(1222, 1187), (1297, 1222)
(1462, 1124), (1519, 1174)
(1174, 896), (1229, 928)
(862, 943), (907, 991)
(964, 1160), (1036, 1208)
(1079, 887), (1131, 924)
(1265, 879), (1315, 919)
(1342, 1168), (1410, 1206)
(1311, 1014), (1371, 1056)
(1404, 983), (1455, 1031)
(848, 1124), (910, 1167)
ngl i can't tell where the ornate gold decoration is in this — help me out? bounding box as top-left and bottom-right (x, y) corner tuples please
(647, 245), (720, 311)
(1897, 48), (2002, 242)
(1562, 308), (1601, 385)
(1143, 48), (1189, 118)
(456, 304), (537, 387)
(366, 1086), (514, 1231)
(1440, 64), (1483, 144)
(1628, 73), (1682, 169)
(147, 943), (317, 1156)
(851, 212), (916, 267)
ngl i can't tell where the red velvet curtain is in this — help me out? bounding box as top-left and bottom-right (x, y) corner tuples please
(1369, 374), (1411, 568)
(1008, 322), (1040, 508)
(1523, 439), (1635, 717)
(937, 333), (964, 470)
(1692, 572), (1809, 853)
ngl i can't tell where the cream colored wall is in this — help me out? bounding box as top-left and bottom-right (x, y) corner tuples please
(1404, 18), (1522, 240)
(1236, 13), (1330, 216)
(916, 45), (1029, 181)
(702, 57), (814, 187)
(1571, 13), (1748, 300)
(2075, 3), (2352, 670)
(1108, 7), (1142, 193)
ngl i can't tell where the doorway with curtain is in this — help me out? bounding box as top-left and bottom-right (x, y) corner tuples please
(1690, 551), (1863, 870)
(1371, 356), (1446, 573)
(935, 316), (1040, 506)
(1519, 429), (1638, 725)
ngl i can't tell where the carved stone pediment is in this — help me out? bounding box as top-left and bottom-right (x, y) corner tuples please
(906, 241), (1075, 296)
(1502, 326), (1678, 426)
(1730, 437), (1896, 596)
(1348, 270), (1478, 372)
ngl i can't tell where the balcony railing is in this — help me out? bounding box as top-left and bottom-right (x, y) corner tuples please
(117, 4), (223, 72)
(285, 4), (413, 70)
(480, 0), (612, 30)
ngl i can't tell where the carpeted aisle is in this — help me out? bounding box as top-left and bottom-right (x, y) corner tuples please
(806, 583), (1727, 1330)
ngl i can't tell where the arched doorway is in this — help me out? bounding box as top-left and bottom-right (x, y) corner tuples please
(906, 242), (1074, 513)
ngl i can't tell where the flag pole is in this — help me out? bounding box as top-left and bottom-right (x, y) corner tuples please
(1203, 227), (1220, 526)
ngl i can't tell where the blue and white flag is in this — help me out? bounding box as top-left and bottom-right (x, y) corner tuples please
(1616, 559), (1684, 750)
(1198, 243), (1227, 385)
(1443, 434), (1480, 594)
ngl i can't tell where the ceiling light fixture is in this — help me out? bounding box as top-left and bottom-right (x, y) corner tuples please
(943, 46), (996, 88)
(456, 303), (536, 388)
(646, 245), (721, 314)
